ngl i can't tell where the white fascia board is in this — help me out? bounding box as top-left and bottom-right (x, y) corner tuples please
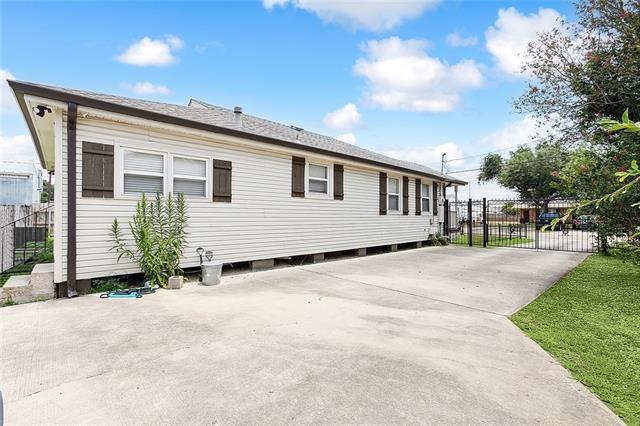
(23, 95), (62, 171)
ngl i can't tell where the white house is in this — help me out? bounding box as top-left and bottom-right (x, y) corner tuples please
(10, 80), (466, 297)
(0, 161), (43, 205)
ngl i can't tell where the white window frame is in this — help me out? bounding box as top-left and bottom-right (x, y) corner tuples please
(119, 147), (168, 197)
(421, 182), (430, 213)
(169, 153), (210, 199)
(305, 161), (333, 198)
(387, 176), (401, 214)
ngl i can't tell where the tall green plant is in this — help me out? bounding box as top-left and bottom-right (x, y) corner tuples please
(110, 192), (188, 288)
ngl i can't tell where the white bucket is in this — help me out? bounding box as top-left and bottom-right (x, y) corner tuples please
(201, 261), (222, 286)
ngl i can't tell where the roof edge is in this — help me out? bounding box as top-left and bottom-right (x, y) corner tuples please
(8, 80), (467, 185)
(8, 80), (48, 170)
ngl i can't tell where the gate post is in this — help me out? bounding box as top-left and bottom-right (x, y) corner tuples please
(482, 198), (487, 248)
(535, 205), (540, 250)
(467, 198), (473, 247)
(443, 199), (449, 236)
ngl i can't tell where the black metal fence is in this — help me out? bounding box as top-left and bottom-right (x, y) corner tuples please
(444, 198), (598, 253)
(1, 205), (53, 273)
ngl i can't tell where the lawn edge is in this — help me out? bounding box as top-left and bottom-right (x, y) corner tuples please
(508, 254), (626, 425)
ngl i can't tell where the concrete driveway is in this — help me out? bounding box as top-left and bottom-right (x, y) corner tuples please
(0, 246), (620, 424)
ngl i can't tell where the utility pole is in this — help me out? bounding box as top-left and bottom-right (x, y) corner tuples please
(440, 153), (447, 174)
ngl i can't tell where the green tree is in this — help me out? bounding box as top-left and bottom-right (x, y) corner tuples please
(478, 144), (567, 207)
(40, 180), (53, 203)
(515, 0), (640, 144)
(554, 112), (640, 255)
(477, 153), (502, 183)
(501, 202), (518, 216)
(513, 0), (640, 242)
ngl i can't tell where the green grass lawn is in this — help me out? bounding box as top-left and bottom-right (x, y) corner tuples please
(512, 255), (640, 424)
(451, 234), (532, 247)
(0, 262), (37, 287)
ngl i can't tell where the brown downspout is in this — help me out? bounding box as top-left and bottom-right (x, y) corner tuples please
(67, 102), (78, 297)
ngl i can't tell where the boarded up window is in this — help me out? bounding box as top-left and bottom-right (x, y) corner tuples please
(402, 176), (409, 215)
(212, 160), (232, 202)
(334, 164), (344, 200)
(415, 178), (421, 216)
(379, 172), (387, 215)
(291, 156), (305, 197)
(81, 142), (114, 198)
(433, 182), (438, 215)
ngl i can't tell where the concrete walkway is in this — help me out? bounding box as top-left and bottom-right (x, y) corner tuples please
(0, 246), (620, 424)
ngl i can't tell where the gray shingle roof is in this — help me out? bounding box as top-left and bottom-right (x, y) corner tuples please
(11, 80), (466, 184)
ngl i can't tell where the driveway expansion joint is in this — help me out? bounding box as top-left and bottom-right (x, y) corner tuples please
(299, 267), (508, 317)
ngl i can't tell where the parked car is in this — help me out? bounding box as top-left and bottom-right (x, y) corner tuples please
(536, 212), (563, 230)
(573, 215), (596, 230)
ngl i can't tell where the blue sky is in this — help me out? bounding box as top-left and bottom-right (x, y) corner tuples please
(1, 0), (575, 198)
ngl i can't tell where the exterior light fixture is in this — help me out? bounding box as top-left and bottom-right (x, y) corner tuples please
(32, 105), (52, 117)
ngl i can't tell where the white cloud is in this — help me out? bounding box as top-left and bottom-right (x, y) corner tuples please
(478, 114), (562, 150)
(353, 37), (484, 112)
(336, 132), (357, 144)
(445, 31), (478, 47)
(380, 142), (465, 169)
(323, 103), (362, 131)
(262, 0), (438, 32)
(1, 69), (17, 113)
(0, 134), (38, 163)
(116, 36), (184, 67)
(485, 7), (563, 75)
(452, 170), (517, 199)
(479, 115), (540, 149)
(195, 41), (224, 54)
(122, 82), (172, 96)
(165, 35), (184, 50)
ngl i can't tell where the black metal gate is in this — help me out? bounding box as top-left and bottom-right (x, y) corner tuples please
(443, 198), (598, 253)
(1, 205), (53, 273)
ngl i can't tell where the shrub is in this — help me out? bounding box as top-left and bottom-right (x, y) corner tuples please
(90, 278), (129, 294)
(426, 234), (442, 246)
(37, 235), (54, 263)
(609, 240), (640, 266)
(437, 235), (450, 246)
(110, 193), (188, 288)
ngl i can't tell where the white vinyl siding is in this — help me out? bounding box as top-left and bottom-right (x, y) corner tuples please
(122, 150), (165, 195)
(59, 113), (441, 283)
(388, 177), (400, 212)
(421, 182), (430, 213)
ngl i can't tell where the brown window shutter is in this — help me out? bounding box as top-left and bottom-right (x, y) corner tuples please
(415, 178), (421, 216)
(433, 182), (438, 215)
(212, 159), (232, 202)
(81, 142), (114, 198)
(333, 164), (344, 200)
(291, 156), (305, 197)
(379, 172), (387, 215)
(402, 176), (409, 215)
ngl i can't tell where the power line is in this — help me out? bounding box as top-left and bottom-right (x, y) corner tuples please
(448, 154), (563, 175)
(448, 168), (481, 173)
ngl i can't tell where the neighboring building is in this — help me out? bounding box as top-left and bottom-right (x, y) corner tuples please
(514, 200), (577, 223)
(0, 161), (43, 205)
(9, 80), (466, 295)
